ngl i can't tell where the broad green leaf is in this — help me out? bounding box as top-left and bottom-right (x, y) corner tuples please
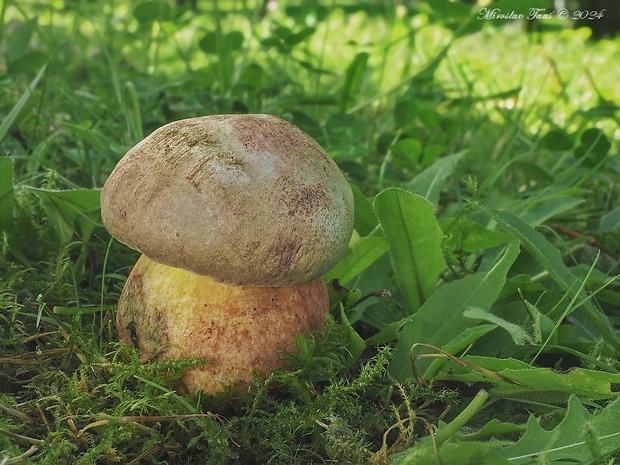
(28, 188), (102, 245)
(580, 127), (611, 155)
(406, 151), (466, 206)
(374, 188), (447, 313)
(390, 242), (520, 381)
(478, 205), (620, 351)
(575, 128), (612, 168)
(199, 30), (244, 54)
(324, 237), (388, 285)
(541, 129), (574, 151)
(499, 396), (620, 463)
(0, 157), (14, 231)
(133, 0), (171, 23)
(434, 355), (620, 402)
(392, 138), (422, 167)
(339, 52), (369, 112)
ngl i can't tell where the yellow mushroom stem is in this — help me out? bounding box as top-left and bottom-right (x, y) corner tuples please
(116, 254), (329, 396)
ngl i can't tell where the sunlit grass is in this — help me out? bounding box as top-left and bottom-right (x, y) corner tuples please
(2, 0), (620, 463)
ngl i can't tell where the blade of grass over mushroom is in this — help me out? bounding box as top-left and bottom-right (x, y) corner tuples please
(390, 241), (520, 381)
(478, 205), (620, 351)
(374, 188), (447, 313)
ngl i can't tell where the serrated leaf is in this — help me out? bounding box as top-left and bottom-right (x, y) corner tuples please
(434, 355), (620, 402)
(374, 188), (447, 313)
(499, 396), (620, 463)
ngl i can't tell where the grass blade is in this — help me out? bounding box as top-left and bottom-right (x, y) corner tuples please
(0, 65), (46, 143)
(0, 157), (14, 231)
(478, 205), (620, 351)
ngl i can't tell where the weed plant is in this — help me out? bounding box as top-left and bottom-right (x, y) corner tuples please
(1, 0), (620, 463)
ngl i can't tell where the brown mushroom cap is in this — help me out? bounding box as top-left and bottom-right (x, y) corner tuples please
(100, 114), (354, 286)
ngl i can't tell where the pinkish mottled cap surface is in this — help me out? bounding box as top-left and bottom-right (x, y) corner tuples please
(100, 114), (354, 286)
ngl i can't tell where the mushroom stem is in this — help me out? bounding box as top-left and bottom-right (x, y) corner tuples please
(116, 255), (329, 395)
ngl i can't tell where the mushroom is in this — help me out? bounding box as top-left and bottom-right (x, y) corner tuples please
(100, 114), (354, 395)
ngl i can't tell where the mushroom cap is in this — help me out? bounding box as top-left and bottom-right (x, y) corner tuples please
(100, 114), (354, 286)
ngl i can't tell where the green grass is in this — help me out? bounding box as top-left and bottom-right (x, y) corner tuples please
(2, 0), (620, 463)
